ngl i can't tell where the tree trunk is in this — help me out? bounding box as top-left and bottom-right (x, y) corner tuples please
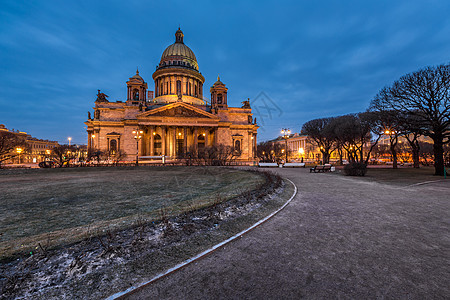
(391, 145), (398, 169)
(433, 136), (445, 176)
(412, 147), (420, 168)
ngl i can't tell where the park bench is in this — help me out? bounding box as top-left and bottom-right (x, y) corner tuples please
(283, 162), (306, 168)
(310, 164), (332, 173)
(139, 155), (166, 163)
(258, 162), (279, 168)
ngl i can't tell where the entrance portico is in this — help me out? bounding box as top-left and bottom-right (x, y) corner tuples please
(136, 102), (219, 158)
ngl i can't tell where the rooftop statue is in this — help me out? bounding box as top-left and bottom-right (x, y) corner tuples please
(241, 98), (251, 109)
(96, 90), (109, 102)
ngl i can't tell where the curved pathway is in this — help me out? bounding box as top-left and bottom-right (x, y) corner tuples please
(124, 169), (450, 299)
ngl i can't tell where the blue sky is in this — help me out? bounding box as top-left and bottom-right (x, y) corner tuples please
(1, 0), (449, 144)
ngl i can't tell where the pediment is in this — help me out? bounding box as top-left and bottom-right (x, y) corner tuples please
(106, 132), (121, 136)
(138, 103), (219, 120)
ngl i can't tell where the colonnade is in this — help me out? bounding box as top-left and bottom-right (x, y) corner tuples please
(154, 75), (203, 99)
(140, 125), (216, 157)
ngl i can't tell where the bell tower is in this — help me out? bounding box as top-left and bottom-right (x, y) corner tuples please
(210, 76), (228, 111)
(126, 68), (148, 104)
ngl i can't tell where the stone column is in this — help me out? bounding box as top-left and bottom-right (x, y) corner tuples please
(194, 127), (198, 154)
(253, 133), (257, 158)
(150, 126), (154, 155)
(161, 126), (166, 156)
(213, 127), (217, 146)
(205, 128), (209, 147)
(183, 127), (188, 154)
(172, 126), (177, 157)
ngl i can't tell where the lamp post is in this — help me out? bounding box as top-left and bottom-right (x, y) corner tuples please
(68, 137), (72, 146)
(281, 128), (291, 163)
(132, 129), (144, 166)
(16, 147), (23, 164)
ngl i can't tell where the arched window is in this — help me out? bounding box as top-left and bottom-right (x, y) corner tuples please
(133, 89), (139, 100)
(153, 134), (162, 155)
(217, 94), (223, 104)
(234, 140), (241, 153)
(176, 80), (181, 96)
(110, 139), (117, 155)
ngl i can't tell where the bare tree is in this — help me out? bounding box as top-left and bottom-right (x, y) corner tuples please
(419, 142), (434, 166)
(88, 149), (104, 165)
(196, 144), (235, 166)
(257, 141), (284, 163)
(110, 150), (126, 166)
(301, 117), (336, 164)
(396, 112), (424, 168)
(330, 112), (382, 165)
(51, 145), (77, 168)
(371, 64), (450, 175)
(0, 131), (28, 167)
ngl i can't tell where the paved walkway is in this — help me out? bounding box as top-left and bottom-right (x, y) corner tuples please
(125, 169), (450, 299)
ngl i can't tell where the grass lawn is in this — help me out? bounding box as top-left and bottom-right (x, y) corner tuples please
(336, 166), (447, 186)
(0, 166), (264, 259)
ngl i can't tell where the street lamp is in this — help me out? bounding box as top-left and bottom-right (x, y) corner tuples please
(132, 129), (144, 166)
(281, 128), (291, 163)
(68, 137), (72, 146)
(16, 147), (23, 164)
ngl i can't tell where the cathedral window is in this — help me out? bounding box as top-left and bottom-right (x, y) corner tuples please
(133, 89), (139, 100)
(234, 140), (241, 154)
(110, 139), (117, 155)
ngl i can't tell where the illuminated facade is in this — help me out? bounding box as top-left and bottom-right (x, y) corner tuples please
(273, 133), (346, 162)
(85, 29), (258, 163)
(0, 124), (59, 164)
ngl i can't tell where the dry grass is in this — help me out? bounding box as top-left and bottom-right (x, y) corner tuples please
(335, 166), (446, 186)
(0, 166), (264, 260)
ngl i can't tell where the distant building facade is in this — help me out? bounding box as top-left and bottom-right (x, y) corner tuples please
(0, 124), (59, 164)
(272, 133), (344, 162)
(85, 28), (258, 163)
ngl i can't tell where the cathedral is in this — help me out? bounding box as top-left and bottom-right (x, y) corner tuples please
(85, 28), (258, 163)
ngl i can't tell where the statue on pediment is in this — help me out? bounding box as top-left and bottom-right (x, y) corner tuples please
(241, 98), (251, 109)
(96, 89), (109, 102)
(88, 111), (91, 120)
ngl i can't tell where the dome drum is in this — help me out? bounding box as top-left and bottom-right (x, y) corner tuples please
(152, 28), (204, 105)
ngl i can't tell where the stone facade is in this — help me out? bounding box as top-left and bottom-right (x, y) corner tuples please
(85, 29), (258, 163)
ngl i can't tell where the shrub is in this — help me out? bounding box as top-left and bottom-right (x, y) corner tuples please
(343, 162), (367, 176)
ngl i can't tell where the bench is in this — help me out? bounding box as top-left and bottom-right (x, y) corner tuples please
(283, 162), (306, 168)
(139, 156), (165, 163)
(310, 164), (332, 173)
(258, 162), (279, 168)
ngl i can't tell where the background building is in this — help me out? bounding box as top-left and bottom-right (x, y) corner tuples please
(0, 124), (59, 164)
(85, 29), (258, 163)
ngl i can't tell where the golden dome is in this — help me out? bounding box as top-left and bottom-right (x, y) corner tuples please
(158, 28), (199, 71)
